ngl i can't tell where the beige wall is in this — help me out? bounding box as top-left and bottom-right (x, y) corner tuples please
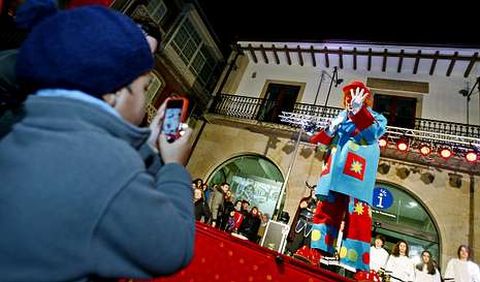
(221, 54), (249, 95)
(187, 123), (479, 270)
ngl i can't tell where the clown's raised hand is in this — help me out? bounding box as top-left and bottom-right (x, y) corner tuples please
(349, 87), (368, 114)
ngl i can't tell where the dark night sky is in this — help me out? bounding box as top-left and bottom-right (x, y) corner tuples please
(196, 1), (478, 54)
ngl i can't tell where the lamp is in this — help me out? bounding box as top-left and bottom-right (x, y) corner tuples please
(324, 66), (344, 87)
(379, 137), (388, 148)
(282, 142), (295, 154)
(377, 162), (391, 174)
(300, 146), (313, 158)
(396, 138), (409, 153)
(465, 151), (478, 163)
(314, 66), (344, 109)
(439, 147), (453, 159)
(420, 172), (435, 184)
(267, 136), (280, 149)
(334, 78), (344, 87)
(448, 173), (462, 188)
(419, 143), (432, 156)
(458, 77), (480, 125)
(396, 167), (410, 179)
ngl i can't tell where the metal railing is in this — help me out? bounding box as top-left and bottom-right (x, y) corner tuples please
(210, 93), (480, 139)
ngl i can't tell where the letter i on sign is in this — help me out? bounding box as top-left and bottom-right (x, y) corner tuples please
(376, 189), (387, 208)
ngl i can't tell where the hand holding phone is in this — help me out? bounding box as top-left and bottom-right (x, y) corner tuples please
(161, 97), (189, 143)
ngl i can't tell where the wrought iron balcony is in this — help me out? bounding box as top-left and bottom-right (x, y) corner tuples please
(210, 94), (341, 126)
(210, 93), (480, 138)
(209, 93), (480, 174)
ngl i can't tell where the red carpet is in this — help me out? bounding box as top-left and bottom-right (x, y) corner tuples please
(122, 222), (352, 282)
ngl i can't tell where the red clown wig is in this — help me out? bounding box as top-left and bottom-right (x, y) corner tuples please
(342, 80), (373, 108)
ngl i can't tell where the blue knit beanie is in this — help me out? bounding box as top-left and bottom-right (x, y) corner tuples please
(16, 6), (154, 97)
(15, 0), (58, 29)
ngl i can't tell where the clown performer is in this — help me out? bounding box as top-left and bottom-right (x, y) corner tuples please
(308, 80), (387, 273)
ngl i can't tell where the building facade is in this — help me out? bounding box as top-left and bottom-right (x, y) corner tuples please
(187, 41), (480, 270)
(111, 0), (225, 124)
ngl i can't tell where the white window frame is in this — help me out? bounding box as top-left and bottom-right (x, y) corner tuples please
(170, 17), (217, 86)
(146, 0), (167, 24)
(144, 72), (165, 123)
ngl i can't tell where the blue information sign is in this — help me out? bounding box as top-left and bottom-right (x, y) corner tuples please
(372, 187), (394, 209)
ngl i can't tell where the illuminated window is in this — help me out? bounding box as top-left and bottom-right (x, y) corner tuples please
(208, 155), (284, 217)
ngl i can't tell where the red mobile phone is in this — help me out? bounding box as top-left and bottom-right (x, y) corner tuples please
(162, 97), (189, 142)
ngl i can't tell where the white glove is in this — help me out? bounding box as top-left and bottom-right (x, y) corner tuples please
(326, 113), (346, 135)
(349, 87), (368, 114)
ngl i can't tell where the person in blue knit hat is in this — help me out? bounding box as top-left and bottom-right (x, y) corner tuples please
(0, 5), (194, 282)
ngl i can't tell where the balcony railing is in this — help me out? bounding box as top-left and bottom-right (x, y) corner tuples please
(210, 93), (480, 139)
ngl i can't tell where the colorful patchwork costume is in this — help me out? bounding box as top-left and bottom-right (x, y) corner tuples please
(309, 81), (387, 272)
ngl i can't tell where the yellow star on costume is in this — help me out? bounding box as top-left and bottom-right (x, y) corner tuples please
(353, 202), (364, 215)
(350, 160), (363, 174)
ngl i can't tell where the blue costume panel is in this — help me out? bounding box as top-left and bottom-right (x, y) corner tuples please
(315, 108), (387, 205)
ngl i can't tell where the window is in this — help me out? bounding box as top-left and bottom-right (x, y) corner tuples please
(373, 94), (417, 129)
(208, 155), (284, 217)
(172, 19), (200, 64)
(146, 0), (167, 24)
(144, 72), (164, 123)
(258, 83), (300, 123)
(145, 72), (163, 103)
(372, 182), (440, 265)
(189, 45), (217, 87)
(171, 18), (217, 87)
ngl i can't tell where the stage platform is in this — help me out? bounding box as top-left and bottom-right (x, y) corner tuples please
(122, 222), (352, 282)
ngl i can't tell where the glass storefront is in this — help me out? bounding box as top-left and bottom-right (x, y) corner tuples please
(372, 182), (440, 266)
(207, 154), (284, 217)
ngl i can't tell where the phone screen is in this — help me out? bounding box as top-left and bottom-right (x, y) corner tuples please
(162, 100), (184, 139)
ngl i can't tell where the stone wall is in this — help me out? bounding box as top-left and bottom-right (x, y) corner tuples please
(187, 122), (479, 271)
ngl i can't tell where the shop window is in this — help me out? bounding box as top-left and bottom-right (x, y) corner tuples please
(208, 155), (284, 217)
(372, 182), (440, 265)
